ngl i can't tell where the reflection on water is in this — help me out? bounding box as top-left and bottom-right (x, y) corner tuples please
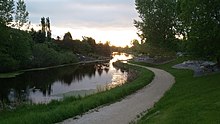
(0, 52), (133, 108)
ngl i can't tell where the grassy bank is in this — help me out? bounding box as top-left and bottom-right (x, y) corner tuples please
(0, 72), (24, 78)
(0, 63), (154, 124)
(132, 58), (220, 124)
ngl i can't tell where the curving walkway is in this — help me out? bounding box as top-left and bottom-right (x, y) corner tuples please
(59, 64), (175, 124)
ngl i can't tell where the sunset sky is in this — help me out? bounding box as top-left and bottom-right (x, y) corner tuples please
(25, 0), (140, 47)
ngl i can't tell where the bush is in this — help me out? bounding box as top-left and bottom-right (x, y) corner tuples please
(0, 26), (32, 72)
(31, 43), (78, 67)
(0, 53), (19, 72)
(9, 28), (32, 66)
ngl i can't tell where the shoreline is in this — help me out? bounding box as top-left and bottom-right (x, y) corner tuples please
(59, 63), (175, 124)
(0, 62), (154, 124)
(0, 59), (110, 78)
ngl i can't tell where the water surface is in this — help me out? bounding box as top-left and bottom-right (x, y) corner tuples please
(0, 53), (133, 106)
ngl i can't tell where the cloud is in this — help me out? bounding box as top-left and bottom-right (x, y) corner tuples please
(25, 0), (140, 46)
(26, 0), (138, 28)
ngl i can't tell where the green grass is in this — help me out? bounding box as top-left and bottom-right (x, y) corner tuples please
(0, 63), (154, 124)
(0, 71), (24, 78)
(132, 57), (220, 124)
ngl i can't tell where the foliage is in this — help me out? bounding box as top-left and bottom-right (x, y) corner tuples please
(15, 0), (29, 29)
(0, 0), (14, 25)
(30, 29), (46, 43)
(135, 0), (220, 65)
(0, 0), (110, 73)
(130, 39), (141, 52)
(135, 0), (179, 47)
(56, 39), (90, 54)
(63, 32), (72, 41)
(57, 33), (111, 57)
(46, 17), (51, 41)
(180, 0), (220, 64)
(0, 53), (19, 72)
(0, 25), (78, 72)
(30, 17), (52, 43)
(82, 36), (96, 50)
(8, 28), (32, 66)
(95, 42), (111, 57)
(41, 17), (46, 33)
(30, 17), (51, 43)
(110, 45), (127, 53)
(31, 43), (77, 68)
(0, 26), (32, 72)
(0, 0), (31, 71)
(0, 12), (106, 73)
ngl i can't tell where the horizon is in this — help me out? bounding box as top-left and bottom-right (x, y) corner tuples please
(25, 0), (140, 47)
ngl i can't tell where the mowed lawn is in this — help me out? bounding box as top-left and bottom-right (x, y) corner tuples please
(133, 58), (220, 124)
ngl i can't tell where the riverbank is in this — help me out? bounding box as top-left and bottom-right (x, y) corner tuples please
(60, 63), (174, 124)
(0, 59), (110, 78)
(0, 63), (154, 124)
(132, 57), (220, 124)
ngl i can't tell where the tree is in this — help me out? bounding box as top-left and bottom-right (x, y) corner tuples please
(9, 28), (32, 66)
(135, 0), (179, 49)
(46, 17), (50, 31)
(15, 0), (28, 29)
(31, 17), (51, 43)
(0, 0), (14, 25)
(131, 39), (141, 52)
(82, 36), (96, 52)
(0, 26), (32, 72)
(63, 32), (72, 41)
(31, 43), (77, 67)
(46, 17), (51, 41)
(180, 0), (220, 66)
(57, 36), (60, 41)
(103, 41), (111, 56)
(41, 17), (46, 33)
(0, 25), (18, 72)
(38, 17), (46, 42)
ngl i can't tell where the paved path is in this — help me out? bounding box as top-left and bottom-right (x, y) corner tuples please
(59, 64), (175, 124)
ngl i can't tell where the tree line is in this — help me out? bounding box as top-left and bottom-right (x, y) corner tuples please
(57, 32), (111, 57)
(134, 0), (220, 66)
(0, 0), (112, 73)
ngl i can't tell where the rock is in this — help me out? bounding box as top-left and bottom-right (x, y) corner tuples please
(173, 60), (218, 77)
